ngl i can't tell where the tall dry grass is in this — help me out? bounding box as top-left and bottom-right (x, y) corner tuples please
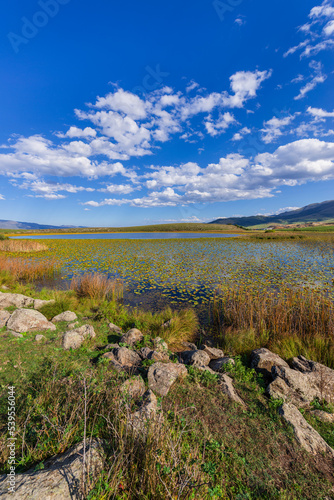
(0, 255), (60, 281)
(0, 240), (48, 252)
(71, 272), (123, 301)
(212, 286), (334, 367)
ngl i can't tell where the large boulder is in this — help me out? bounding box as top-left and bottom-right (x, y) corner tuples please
(268, 361), (334, 407)
(279, 403), (334, 456)
(102, 347), (141, 373)
(52, 311), (77, 323)
(179, 350), (210, 367)
(7, 309), (56, 333)
(0, 439), (105, 499)
(138, 347), (169, 362)
(0, 310), (11, 328)
(251, 348), (289, 378)
(0, 292), (34, 309)
(62, 325), (95, 350)
(128, 390), (161, 433)
(120, 328), (143, 346)
(148, 362), (187, 396)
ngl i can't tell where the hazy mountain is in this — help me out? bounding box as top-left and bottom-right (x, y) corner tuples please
(209, 200), (334, 228)
(0, 220), (84, 230)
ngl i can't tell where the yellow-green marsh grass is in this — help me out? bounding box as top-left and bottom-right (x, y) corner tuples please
(0, 255), (60, 282)
(0, 239), (48, 252)
(70, 272), (123, 301)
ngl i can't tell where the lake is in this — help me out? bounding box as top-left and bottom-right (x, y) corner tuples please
(13, 232), (239, 240)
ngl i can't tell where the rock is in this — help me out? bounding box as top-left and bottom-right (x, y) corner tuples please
(218, 374), (246, 406)
(108, 322), (122, 334)
(9, 331), (23, 338)
(121, 376), (146, 400)
(138, 347), (169, 362)
(251, 348), (289, 378)
(0, 292), (34, 309)
(0, 310), (11, 328)
(201, 345), (225, 360)
(35, 334), (46, 342)
(209, 357), (235, 372)
(148, 362), (187, 396)
(101, 351), (124, 372)
(7, 309), (56, 333)
(152, 337), (168, 352)
(33, 299), (55, 310)
(102, 343), (119, 350)
(161, 319), (172, 328)
(62, 324), (95, 350)
(279, 403), (334, 456)
(310, 410), (334, 423)
(179, 350), (210, 367)
(268, 362), (334, 407)
(182, 341), (197, 351)
(52, 311), (78, 323)
(128, 390), (160, 433)
(67, 322), (80, 330)
(113, 347), (141, 370)
(0, 439), (105, 499)
(291, 355), (317, 373)
(120, 328), (143, 346)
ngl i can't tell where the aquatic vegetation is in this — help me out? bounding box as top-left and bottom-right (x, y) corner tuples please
(70, 272), (123, 301)
(0, 255), (60, 282)
(0, 240), (48, 252)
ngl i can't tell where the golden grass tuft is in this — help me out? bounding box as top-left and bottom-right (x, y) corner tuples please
(0, 255), (60, 282)
(70, 272), (123, 301)
(0, 240), (48, 252)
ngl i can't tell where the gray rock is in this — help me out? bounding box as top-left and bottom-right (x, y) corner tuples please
(182, 341), (197, 351)
(179, 350), (210, 367)
(251, 348), (289, 378)
(209, 357), (235, 372)
(268, 362), (334, 407)
(0, 310), (11, 328)
(33, 299), (55, 310)
(279, 403), (334, 456)
(62, 324), (95, 350)
(0, 439), (105, 499)
(35, 334), (46, 342)
(148, 362), (187, 396)
(0, 292), (34, 309)
(201, 345), (225, 360)
(101, 351), (124, 372)
(161, 319), (172, 328)
(218, 374), (246, 406)
(128, 390), (161, 433)
(120, 328), (143, 346)
(138, 347), (169, 362)
(113, 347), (141, 370)
(67, 322), (80, 330)
(52, 311), (78, 323)
(121, 376), (146, 400)
(7, 309), (56, 333)
(108, 322), (122, 334)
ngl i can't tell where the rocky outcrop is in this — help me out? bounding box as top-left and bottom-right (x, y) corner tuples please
(120, 328), (143, 346)
(268, 360), (334, 407)
(251, 348), (289, 378)
(128, 390), (161, 433)
(52, 311), (78, 323)
(102, 347), (141, 373)
(0, 439), (105, 499)
(7, 309), (56, 333)
(148, 362), (188, 396)
(279, 403), (334, 456)
(201, 345), (225, 360)
(62, 325), (95, 350)
(179, 350), (211, 367)
(138, 347), (169, 362)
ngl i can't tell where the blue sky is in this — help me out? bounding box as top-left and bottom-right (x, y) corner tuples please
(0, 0), (334, 226)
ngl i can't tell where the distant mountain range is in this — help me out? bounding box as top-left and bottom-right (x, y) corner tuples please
(209, 200), (334, 228)
(0, 220), (83, 230)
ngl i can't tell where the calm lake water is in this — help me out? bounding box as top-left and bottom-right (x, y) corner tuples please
(14, 232), (239, 240)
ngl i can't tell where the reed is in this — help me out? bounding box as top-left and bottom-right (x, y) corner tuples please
(0, 240), (48, 252)
(0, 255), (60, 281)
(70, 272), (123, 301)
(211, 285), (334, 366)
